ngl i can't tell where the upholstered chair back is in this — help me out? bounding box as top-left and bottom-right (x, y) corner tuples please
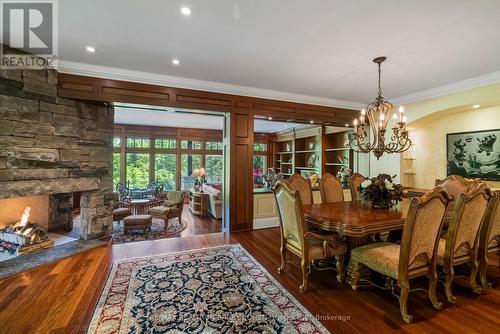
(483, 191), (500, 250)
(287, 174), (313, 205)
(399, 188), (452, 274)
(349, 173), (366, 201)
(167, 191), (187, 210)
(319, 173), (344, 203)
(444, 183), (492, 261)
(273, 180), (307, 253)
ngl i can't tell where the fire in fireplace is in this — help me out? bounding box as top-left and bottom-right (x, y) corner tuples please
(0, 207), (54, 256)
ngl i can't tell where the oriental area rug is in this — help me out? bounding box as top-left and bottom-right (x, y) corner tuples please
(88, 244), (329, 333)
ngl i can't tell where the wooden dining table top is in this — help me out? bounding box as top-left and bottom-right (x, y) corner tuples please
(302, 200), (410, 237)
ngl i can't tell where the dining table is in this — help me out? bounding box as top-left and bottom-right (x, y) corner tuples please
(302, 199), (411, 287)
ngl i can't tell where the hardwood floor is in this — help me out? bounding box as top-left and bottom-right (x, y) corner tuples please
(0, 228), (499, 333)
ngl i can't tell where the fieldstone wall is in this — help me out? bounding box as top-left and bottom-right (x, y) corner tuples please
(0, 67), (115, 239)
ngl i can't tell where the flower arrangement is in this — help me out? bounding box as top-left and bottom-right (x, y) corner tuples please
(360, 174), (404, 208)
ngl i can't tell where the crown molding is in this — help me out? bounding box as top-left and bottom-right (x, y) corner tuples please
(57, 60), (364, 110)
(391, 70), (500, 105)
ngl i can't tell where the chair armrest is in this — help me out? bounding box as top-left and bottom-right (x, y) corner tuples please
(304, 231), (340, 242)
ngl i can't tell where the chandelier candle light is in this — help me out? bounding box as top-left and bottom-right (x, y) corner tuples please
(349, 57), (412, 159)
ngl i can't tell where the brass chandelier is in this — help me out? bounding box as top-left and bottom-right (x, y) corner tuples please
(349, 56), (412, 159)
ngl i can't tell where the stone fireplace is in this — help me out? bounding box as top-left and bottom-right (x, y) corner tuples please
(0, 58), (115, 240)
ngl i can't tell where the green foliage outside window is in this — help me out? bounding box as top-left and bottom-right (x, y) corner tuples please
(126, 153), (149, 188)
(113, 137), (121, 147)
(181, 140), (202, 150)
(113, 153), (121, 190)
(254, 143), (267, 152)
(155, 154), (176, 190)
(205, 155), (223, 183)
(206, 141), (223, 151)
(126, 137), (150, 148)
(181, 154), (202, 189)
(155, 138), (177, 149)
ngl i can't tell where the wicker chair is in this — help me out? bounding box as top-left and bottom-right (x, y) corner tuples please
(112, 192), (131, 223)
(273, 180), (346, 292)
(349, 173), (366, 201)
(319, 173), (344, 203)
(149, 191), (186, 228)
(350, 188), (452, 323)
(436, 183), (493, 303)
(479, 190), (499, 287)
(286, 173), (313, 205)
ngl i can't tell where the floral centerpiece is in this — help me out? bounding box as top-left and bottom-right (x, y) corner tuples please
(360, 174), (404, 208)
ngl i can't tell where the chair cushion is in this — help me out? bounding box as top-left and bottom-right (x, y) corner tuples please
(351, 242), (401, 279)
(113, 207), (130, 215)
(307, 238), (346, 260)
(163, 200), (178, 207)
(150, 206), (171, 215)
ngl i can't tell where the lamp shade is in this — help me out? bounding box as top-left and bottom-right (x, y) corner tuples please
(199, 167), (206, 176)
(192, 168), (201, 177)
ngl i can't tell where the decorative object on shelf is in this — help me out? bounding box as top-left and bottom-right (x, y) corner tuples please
(192, 167), (206, 192)
(308, 142), (315, 150)
(446, 129), (499, 181)
(349, 57), (412, 159)
(308, 173), (319, 188)
(360, 174), (403, 208)
(307, 153), (316, 167)
(285, 142), (291, 152)
(336, 167), (352, 188)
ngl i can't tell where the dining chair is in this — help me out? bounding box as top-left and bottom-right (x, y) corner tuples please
(349, 173), (366, 201)
(350, 188), (452, 323)
(319, 173), (344, 203)
(273, 180), (346, 292)
(436, 182), (493, 303)
(287, 173), (313, 205)
(479, 190), (499, 288)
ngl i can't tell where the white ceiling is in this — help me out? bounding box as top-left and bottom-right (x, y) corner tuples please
(59, 0), (500, 106)
(114, 107), (306, 133)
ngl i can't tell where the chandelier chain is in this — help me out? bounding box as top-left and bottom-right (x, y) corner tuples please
(377, 62), (382, 98)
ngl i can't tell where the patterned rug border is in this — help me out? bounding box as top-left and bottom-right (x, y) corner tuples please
(88, 243), (330, 333)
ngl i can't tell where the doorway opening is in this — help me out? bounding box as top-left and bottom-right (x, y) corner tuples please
(110, 103), (227, 243)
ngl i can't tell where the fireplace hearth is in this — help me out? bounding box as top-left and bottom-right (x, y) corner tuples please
(0, 207), (54, 256)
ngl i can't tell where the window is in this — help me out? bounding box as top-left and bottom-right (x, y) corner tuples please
(181, 154), (202, 190)
(253, 156), (266, 188)
(113, 137), (121, 148)
(253, 143), (267, 152)
(206, 141), (223, 151)
(126, 137), (150, 148)
(155, 154), (176, 190)
(155, 138), (177, 149)
(126, 153), (150, 189)
(205, 155), (223, 183)
(113, 153), (121, 190)
(181, 140), (202, 150)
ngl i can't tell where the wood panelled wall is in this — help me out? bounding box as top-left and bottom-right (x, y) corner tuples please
(58, 74), (356, 231)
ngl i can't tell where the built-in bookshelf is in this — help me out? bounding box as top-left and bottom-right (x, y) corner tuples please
(322, 128), (353, 176)
(274, 136), (294, 175)
(294, 128), (321, 177)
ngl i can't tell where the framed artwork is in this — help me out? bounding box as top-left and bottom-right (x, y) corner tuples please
(446, 129), (500, 181)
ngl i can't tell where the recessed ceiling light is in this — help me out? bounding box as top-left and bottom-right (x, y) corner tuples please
(309, 120), (314, 124)
(345, 124), (349, 127)
(180, 6), (192, 16)
(172, 58), (180, 65)
(473, 104), (480, 109)
(85, 46), (96, 53)
(268, 117), (273, 120)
